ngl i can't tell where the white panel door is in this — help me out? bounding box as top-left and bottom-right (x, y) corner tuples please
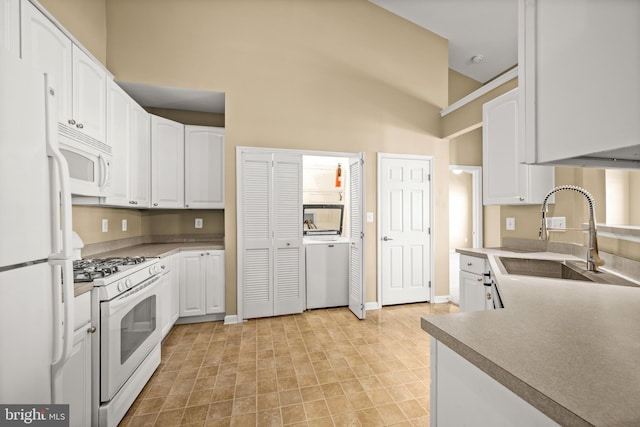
(130, 103), (150, 206)
(242, 152), (274, 319)
(0, 0), (20, 57)
(21, 0), (72, 132)
(104, 81), (131, 205)
(273, 153), (304, 316)
(151, 115), (184, 208)
(179, 251), (205, 317)
(205, 251), (225, 314)
(184, 126), (225, 209)
(380, 156), (431, 305)
(348, 156), (365, 319)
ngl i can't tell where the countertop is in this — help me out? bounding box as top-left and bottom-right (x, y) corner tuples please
(422, 247), (640, 427)
(73, 241), (224, 297)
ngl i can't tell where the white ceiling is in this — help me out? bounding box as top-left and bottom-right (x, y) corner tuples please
(369, 0), (518, 83)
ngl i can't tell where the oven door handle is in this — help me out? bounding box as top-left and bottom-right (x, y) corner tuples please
(105, 274), (162, 315)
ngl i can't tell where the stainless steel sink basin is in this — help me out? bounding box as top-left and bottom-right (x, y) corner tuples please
(497, 257), (639, 287)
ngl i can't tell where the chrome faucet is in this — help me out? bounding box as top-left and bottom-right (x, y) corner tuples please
(539, 185), (605, 272)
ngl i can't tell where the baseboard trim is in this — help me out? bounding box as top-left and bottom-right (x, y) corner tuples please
(365, 302), (380, 311)
(432, 295), (451, 304)
(223, 315), (239, 325)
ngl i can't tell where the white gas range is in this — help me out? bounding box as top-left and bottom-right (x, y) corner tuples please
(74, 256), (167, 427)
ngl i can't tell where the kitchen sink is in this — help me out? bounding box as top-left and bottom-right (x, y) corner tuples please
(497, 257), (639, 287)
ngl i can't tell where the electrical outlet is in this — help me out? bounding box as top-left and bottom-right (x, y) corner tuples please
(546, 216), (566, 230)
(102, 219), (108, 233)
(195, 218), (203, 229)
(122, 219), (127, 232)
(506, 217), (515, 231)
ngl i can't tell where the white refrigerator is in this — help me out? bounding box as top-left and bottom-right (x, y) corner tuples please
(0, 49), (75, 404)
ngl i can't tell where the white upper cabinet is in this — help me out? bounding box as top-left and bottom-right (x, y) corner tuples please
(0, 0), (20, 57)
(519, 0), (640, 168)
(129, 103), (150, 207)
(483, 88), (554, 205)
(21, 0), (107, 146)
(71, 45), (107, 143)
(151, 115), (184, 208)
(184, 125), (225, 209)
(103, 81), (150, 207)
(104, 81), (131, 206)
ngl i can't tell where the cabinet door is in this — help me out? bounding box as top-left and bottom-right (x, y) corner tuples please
(483, 88), (553, 205)
(170, 254), (180, 324)
(520, 0), (640, 166)
(205, 251), (225, 314)
(184, 126), (225, 209)
(151, 115), (184, 208)
(460, 271), (486, 313)
(130, 104), (150, 207)
(104, 81), (131, 206)
(61, 323), (92, 427)
(0, 0), (20, 57)
(273, 153), (304, 316)
(72, 45), (107, 144)
(21, 0), (73, 125)
(241, 153), (274, 319)
(179, 251), (205, 317)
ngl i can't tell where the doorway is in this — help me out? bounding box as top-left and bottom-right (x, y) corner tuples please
(448, 165), (482, 305)
(377, 153), (434, 306)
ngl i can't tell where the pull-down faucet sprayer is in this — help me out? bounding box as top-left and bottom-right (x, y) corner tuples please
(539, 185), (605, 272)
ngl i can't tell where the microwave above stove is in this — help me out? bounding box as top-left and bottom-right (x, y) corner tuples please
(59, 133), (112, 197)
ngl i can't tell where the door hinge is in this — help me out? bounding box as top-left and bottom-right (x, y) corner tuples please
(428, 227), (431, 235)
(360, 231), (364, 239)
(428, 173), (431, 181)
(429, 281), (432, 288)
(360, 158), (364, 165)
(361, 304), (364, 310)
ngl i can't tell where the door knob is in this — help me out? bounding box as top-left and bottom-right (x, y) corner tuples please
(383, 236), (393, 241)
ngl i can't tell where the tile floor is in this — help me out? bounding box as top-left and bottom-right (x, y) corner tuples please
(120, 302), (459, 427)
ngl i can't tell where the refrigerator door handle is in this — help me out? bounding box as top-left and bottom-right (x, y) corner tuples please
(44, 75), (75, 403)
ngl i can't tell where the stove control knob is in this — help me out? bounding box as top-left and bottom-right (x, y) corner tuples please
(125, 278), (133, 289)
(117, 281), (126, 292)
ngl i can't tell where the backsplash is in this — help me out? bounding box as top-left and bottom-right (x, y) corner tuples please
(72, 206), (224, 245)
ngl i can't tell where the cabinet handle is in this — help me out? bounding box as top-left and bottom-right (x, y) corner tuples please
(201, 253), (204, 256)
(68, 119), (76, 125)
(161, 264), (166, 269)
(87, 326), (96, 334)
(519, 196), (525, 201)
(76, 123), (84, 129)
(467, 262), (473, 266)
(186, 204), (189, 208)
(153, 203), (158, 207)
(486, 292), (492, 300)
(477, 277), (483, 282)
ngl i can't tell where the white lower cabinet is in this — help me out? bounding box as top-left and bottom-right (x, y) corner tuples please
(61, 292), (93, 427)
(459, 254), (492, 312)
(179, 250), (225, 317)
(430, 338), (558, 426)
(159, 255), (180, 338)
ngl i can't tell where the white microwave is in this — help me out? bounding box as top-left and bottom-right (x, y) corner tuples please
(59, 133), (112, 197)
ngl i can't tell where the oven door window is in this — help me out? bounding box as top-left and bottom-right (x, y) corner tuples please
(120, 295), (157, 364)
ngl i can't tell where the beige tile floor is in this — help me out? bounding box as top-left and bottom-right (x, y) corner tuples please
(120, 302), (459, 427)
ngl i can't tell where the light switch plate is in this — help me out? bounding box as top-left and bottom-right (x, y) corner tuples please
(506, 217), (515, 231)
(102, 219), (108, 233)
(195, 218), (203, 229)
(122, 219), (127, 232)
(366, 212), (374, 223)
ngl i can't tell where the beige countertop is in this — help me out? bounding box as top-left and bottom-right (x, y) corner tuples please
(73, 241), (224, 297)
(422, 247), (640, 427)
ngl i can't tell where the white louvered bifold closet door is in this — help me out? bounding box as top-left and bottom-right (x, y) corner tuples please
(273, 154), (304, 316)
(348, 156), (365, 319)
(241, 153), (274, 319)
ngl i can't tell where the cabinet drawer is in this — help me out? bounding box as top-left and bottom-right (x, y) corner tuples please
(460, 254), (487, 275)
